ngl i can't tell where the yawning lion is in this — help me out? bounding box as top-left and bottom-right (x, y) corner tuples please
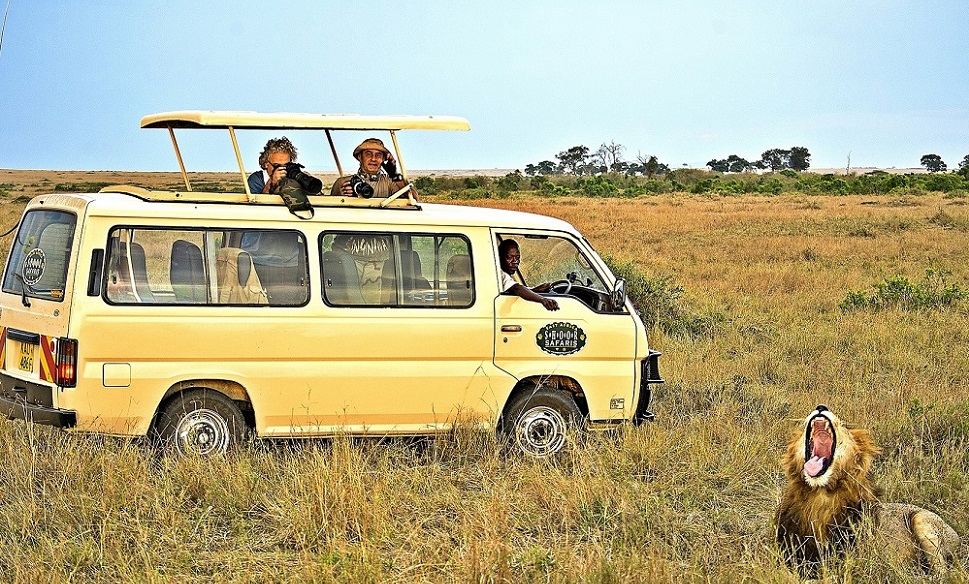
(776, 405), (961, 575)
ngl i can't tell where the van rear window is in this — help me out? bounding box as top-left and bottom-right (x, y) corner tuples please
(321, 232), (473, 308)
(2, 210), (77, 303)
(104, 228), (308, 306)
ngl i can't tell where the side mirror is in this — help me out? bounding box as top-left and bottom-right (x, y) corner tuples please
(611, 277), (626, 311)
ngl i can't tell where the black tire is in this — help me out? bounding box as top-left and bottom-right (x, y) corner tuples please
(504, 387), (583, 457)
(155, 389), (248, 456)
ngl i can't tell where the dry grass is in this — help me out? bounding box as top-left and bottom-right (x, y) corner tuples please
(1, 172), (967, 582)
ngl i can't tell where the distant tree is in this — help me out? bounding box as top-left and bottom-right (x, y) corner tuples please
(612, 161), (631, 175)
(638, 154), (662, 178)
(524, 160), (557, 176)
(707, 158), (729, 173)
(920, 154), (947, 173)
(556, 145), (590, 175)
(957, 154), (969, 178)
(537, 160), (557, 175)
(594, 141), (626, 172)
(788, 147), (811, 171)
(760, 148), (791, 172)
(726, 154), (753, 173)
(708, 155), (752, 173)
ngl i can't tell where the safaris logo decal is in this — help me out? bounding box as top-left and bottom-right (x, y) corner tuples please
(536, 322), (586, 355)
(21, 248), (46, 286)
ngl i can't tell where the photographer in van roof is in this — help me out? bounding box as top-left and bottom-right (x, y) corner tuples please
(248, 137), (299, 195)
(330, 138), (416, 200)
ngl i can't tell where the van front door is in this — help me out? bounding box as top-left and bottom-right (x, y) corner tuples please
(492, 232), (637, 422)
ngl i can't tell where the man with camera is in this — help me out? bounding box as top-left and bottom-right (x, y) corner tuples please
(329, 138), (415, 200)
(248, 137), (299, 195)
(248, 136), (322, 201)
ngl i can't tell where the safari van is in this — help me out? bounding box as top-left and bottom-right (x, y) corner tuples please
(0, 111), (662, 457)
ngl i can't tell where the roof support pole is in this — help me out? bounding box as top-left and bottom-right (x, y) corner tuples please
(168, 127), (192, 191)
(325, 129), (343, 177)
(388, 130), (415, 204)
(228, 126), (253, 202)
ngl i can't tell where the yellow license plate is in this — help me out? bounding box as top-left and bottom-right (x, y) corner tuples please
(18, 342), (35, 372)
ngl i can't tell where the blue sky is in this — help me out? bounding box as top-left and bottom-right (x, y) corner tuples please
(1, 1), (967, 173)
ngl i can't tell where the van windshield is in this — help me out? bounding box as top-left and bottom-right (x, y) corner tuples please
(2, 210), (77, 302)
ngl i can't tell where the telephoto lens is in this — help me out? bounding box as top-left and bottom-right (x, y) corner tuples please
(283, 162), (322, 195)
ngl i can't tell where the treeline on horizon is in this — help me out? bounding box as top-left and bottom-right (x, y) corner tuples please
(416, 143), (969, 199)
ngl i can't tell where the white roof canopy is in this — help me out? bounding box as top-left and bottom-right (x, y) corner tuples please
(141, 110), (470, 206)
(141, 111), (471, 132)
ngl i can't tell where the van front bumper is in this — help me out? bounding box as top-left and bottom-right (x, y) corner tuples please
(0, 372), (76, 427)
(634, 350), (663, 425)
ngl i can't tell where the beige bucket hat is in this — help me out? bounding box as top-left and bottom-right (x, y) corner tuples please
(352, 138), (390, 160)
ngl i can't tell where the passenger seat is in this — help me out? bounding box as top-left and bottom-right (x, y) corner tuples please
(170, 240), (207, 303)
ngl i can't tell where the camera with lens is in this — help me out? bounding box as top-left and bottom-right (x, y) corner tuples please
(282, 162), (322, 195)
(348, 175), (374, 198)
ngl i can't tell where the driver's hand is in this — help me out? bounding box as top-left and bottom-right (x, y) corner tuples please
(542, 297), (560, 311)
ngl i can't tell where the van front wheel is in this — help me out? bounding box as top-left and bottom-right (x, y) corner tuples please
(156, 390), (247, 456)
(505, 387), (583, 457)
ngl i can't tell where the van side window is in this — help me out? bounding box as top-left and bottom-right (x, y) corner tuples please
(104, 228), (308, 306)
(321, 232), (473, 308)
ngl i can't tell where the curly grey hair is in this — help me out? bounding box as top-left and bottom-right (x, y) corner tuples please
(257, 137), (298, 168)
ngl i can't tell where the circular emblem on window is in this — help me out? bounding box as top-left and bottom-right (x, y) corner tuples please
(536, 321), (587, 355)
(21, 248), (46, 285)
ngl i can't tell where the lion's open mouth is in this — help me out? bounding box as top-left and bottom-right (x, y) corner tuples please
(804, 413), (836, 478)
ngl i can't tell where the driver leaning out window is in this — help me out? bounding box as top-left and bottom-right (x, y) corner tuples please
(498, 239), (559, 311)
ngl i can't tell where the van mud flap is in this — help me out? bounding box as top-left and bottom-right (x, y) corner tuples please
(634, 350), (663, 425)
(0, 372), (76, 427)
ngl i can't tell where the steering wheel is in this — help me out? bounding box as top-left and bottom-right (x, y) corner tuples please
(549, 279), (572, 295)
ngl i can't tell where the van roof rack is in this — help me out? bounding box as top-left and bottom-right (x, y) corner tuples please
(140, 110), (471, 205)
(98, 184), (420, 209)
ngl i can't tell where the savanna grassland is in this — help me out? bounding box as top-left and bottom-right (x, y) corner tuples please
(0, 170), (967, 582)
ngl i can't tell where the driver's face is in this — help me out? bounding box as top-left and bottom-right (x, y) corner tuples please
(500, 247), (520, 275)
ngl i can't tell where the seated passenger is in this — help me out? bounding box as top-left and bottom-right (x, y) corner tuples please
(248, 137), (299, 195)
(498, 239), (559, 311)
(329, 138), (418, 200)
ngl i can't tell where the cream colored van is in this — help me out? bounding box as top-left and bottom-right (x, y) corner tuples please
(0, 111), (662, 457)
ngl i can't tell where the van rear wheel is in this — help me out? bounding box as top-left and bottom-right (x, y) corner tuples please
(156, 390), (247, 456)
(505, 387), (583, 457)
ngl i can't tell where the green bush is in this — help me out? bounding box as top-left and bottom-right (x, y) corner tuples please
(924, 173), (966, 192)
(605, 257), (723, 338)
(496, 171), (524, 192)
(413, 176), (439, 194)
(53, 182), (112, 193)
(576, 176), (619, 197)
(840, 268), (966, 311)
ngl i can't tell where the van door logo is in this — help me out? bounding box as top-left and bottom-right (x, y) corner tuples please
(536, 322), (586, 355)
(21, 248), (46, 286)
